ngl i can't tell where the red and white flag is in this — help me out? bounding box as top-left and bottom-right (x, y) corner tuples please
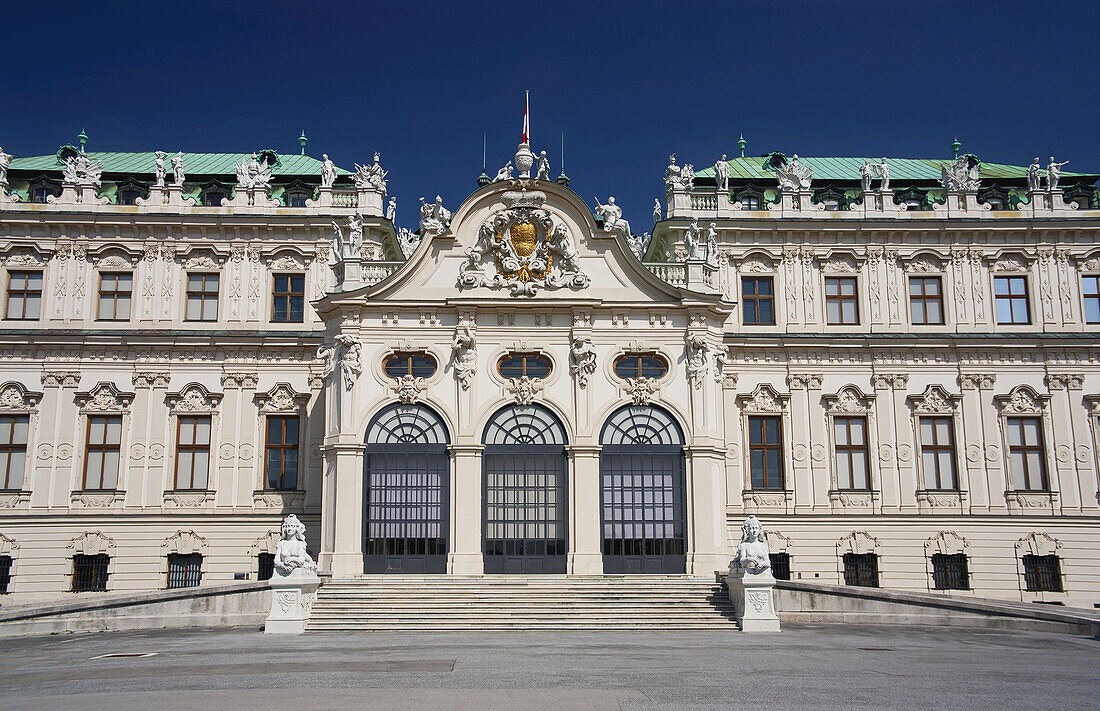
(522, 91), (529, 145)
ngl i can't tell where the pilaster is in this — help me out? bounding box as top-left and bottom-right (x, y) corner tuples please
(1047, 374), (1095, 513)
(566, 445), (603, 574)
(323, 442), (366, 577)
(685, 445), (730, 575)
(959, 373), (995, 513)
(448, 444), (484, 574)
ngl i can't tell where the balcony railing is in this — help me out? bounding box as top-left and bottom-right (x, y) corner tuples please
(644, 262), (686, 288)
(362, 261), (402, 285)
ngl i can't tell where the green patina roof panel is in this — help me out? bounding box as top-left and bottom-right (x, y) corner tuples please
(8, 152), (352, 176)
(694, 156), (1093, 182)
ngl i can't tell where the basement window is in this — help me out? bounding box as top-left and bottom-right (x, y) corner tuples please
(843, 552), (879, 588)
(931, 553), (970, 590)
(72, 553), (110, 592)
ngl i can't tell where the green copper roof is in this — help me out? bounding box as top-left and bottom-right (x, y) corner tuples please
(7, 152), (351, 177)
(693, 156), (1094, 182)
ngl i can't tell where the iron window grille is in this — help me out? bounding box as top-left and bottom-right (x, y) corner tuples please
(769, 552), (791, 581)
(748, 415), (784, 490)
(932, 553), (970, 590)
(83, 415), (122, 490)
(742, 276), (775, 325)
(825, 277), (859, 325)
(383, 352), (438, 379)
(97, 272), (133, 321)
(185, 273), (219, 321)
(5, 270), (43, 320)
(72, 553), (110, 592)
(264, 416), (299, 490)
(497, 353), (552, 379)
(909, 276), (945, 325)
(1022, 554), (1063, 593)
(919, 416), (958, 490)
(833, 416), (870, 490)
(0, 414), (29, 490)
(843, 552), (880, 588)
(272, 274), (305, 323)
(1006, 417), (1048, 491)
(612, 353), (668, 379)
(0, 555), (11, 593)
(994, 276), (1031, 324)
(1082, 275), (1100, 324)
(257, 553), (275, 581)
(167, 553), (202, 589)
(174, 415), (211, 490)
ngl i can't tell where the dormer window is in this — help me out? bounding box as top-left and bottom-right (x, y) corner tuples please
(203, 190), (225, 207)
(497, 353), (551, 379)
(28, 178), (61, 204)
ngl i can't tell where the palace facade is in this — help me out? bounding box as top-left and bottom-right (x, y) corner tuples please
(0, 137), (1098, 609)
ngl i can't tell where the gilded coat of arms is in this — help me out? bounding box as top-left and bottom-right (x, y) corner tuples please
(459, 189), (589, 296)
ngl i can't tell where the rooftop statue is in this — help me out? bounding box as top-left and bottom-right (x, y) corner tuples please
(877, 157), (890, 191)
(353, 152), (388, 192)
(715, 154), (730, 192)
(419, 195), (451, 238)
(940, 154), (980, 192)
(235, 152), (273, 191)
(171, 151), (186, 186)
(859, 158), (891, 192)
(680, 163), (695, 190)
(683, 217), (702, 260)
(626, 231), (651, 259)
(493, 161), (514, 182)
(273, 514), (317, 575)
(0, 146), (10, 185)
(1027, 157), (1042, 192)
(62, 152), (103, 187)
(1046, 156), (1069, 191)
(153, 151), (167, 188)
(331, 213), (364, 261)
(652, 198), (662, 223)
(731, 515), (770, 573)
(664, 153), (682, 190)
(535, 151), (551, 180)
(386, 196), (397, 222)
(859, 160), (874, 193)
(594, 196), (631, 240)
(320, 153), (337, 188)
(775, 154), (813, 191)
(398, 227), (420, 258)
(705, 222), (720, 268)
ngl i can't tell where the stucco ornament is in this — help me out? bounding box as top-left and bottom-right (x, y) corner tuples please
(234, 152), (273, 191)
(334, 334), (362, 391)
(451, 321), (478, 390)
(775, 154), (813, 191)
(273, 514), (316, 575)
(715, 154), (730, 192)
(713, 346), (732, 383)
(419, 195), (451, 238)
(626, 377), (658, 406)
(569, 337), (597, 388)
(62, 153), (103, 187)
(392, 375), (427, 404)
(685, 333), (710, 388)
(320, 153), (337, 188)
(171, 151), (185, 186)
(594, 196), (632, 241)
(353, 152), (388, 192)
(1045, 156), (1069, 191)
(507, 376), (544, 405)
(460, 189), (589, 296)
(316, 343), (337, 380)
(940, 154), (981, 192)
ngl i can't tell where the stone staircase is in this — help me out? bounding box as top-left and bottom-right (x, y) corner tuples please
(307, 575), (738, 631)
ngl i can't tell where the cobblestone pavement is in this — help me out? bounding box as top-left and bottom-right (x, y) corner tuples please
(0, 624), (1096, 710)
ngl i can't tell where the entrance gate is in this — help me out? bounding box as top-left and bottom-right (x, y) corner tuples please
(363, 404), (450, 574)
(482, 405), (568, 574)
(599, 405), (687, 574)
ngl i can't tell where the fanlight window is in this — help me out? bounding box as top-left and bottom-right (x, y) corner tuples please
(612, 353), (668, 379)
(483, 405), (566, 445)
(366, 404), (449, 445)
(600, 406), (684, 446)
(383, 352), (437, 379)
(497, 353), (551, 379)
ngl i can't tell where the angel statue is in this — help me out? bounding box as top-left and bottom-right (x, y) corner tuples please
(535, 151), (551, 180)
(493, 161), (514, 182)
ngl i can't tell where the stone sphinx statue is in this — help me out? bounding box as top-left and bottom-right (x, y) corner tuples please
(265, 513), (321, 635)
(726, 514), (780, 632)
(273, 513), (317, 576)
(731, 515), (770, 573)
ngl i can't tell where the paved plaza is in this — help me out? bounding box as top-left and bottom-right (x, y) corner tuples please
(0, 624), (1095, 710)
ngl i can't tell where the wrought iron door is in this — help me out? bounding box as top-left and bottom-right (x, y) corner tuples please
(599, 406), (687, 574)
(364, 404), (450, 574)
(482, 405), (568, 574)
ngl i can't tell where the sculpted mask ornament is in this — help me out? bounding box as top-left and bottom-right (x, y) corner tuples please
(626, 377), (658, 406)
(392, 375), (427, 404)
(460, 189), (589, 297)
(507, 376), (543, 405)
(569, 337), (597, 389)
(273, 514), (317, 576)
(451, 322), (477, 390)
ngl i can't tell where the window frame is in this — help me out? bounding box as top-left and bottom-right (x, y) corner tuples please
(908, 275), (945, 326)
(0, 414), (30, 490)
(184, 272), (220, 322)
(0, 554), (12, 594)
(166, 552), (203, 589)
(741, 275), (776, 326)
(1005, 415), (1049, 491)
(824, 276), (860, 325)
(96, 271), (133, 322)
(496, 352), (553, 379)
(612, 352), (669, 380)
(931, 553), (971, 591)
(383, 351), (438, 379)
(4, 270), (43, 321)
(1081, 273), (1100, 325)
(993, 274), (1032, 325)
(832, 415), (871, 491)
(917, 415), (959, 491)
(747, 415), (784, 490)
(842, 552), (880, 588)
(82, 414), (123, 490)
(173, 415), (212, 490)
(71, 553), (110, 592)
(263, 414), (300, 491)
(1022, 554), (1064, 593)
(271, 273), (306, 323)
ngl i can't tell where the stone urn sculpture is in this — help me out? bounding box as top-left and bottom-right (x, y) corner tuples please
(514, 142), (535, 178)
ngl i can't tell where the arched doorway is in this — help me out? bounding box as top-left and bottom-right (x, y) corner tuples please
(482, 404), (568, 574)
(363, 404), (450, 574)
(599, 405), (687, 574)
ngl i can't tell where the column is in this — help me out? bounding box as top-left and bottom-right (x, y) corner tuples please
(567, 445), (603, 574)
(326, 442), (365, 578)
(448, 444), (484, 575)
(130, 371), (169, 508)
(1048, 374), (1095, 513)
(978, 376), (1008, 513)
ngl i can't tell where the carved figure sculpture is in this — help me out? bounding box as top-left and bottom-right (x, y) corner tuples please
(685, 333), (709, 386)
(776, 154), (813, 191)
(626, 231), (651, 259)
(684, 218), (702, 260)
(705, 222), (720, 268)
(316, 344), (337, 379)
(594, 196), (631, 239)
(1027, 158), (1042, 192)
(235, 152), (273, 191)
(715, 154), (730, 192)
(681, 163), (695, 190)
(273, 514), (317, 575)
(859, 160), (874, 193)
(335, 334), (362, 391)
(398, 227), (421, 257)
(940, 154), (980, 192)
(653, 198), (662, 223)
(570, 337), (597, 388)
(320, 153), (337, 188)
(348, 213), (363, 256)
(451, 321), (477, 390)
(535, 151), (551, 180)
(154, 151), (167, 188)
(664, 154), (682, 190)
(330, 221), (344, 263)
(0, 146), (10, 185)
(62, 153), (103, 187)
(353, 153), (387, 192)
(731, 515), (771, 572)
(419, 195), (450, 237)
(1046, 156), (1069, 191)
(713, 346), (731, 382)
(386, 196), (397, 221)
(493, 161), (514, 182)
(877, 157), (890, 191)
(171, 151), (186, 186)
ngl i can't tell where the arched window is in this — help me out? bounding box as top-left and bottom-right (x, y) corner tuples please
(364, 404), (450, 573)
(599, 405), (686, 574)
(383, 352), (437, 379)
(482, 405), (567, 573)
(497, 353), (552, 379)
(612, 353), (669, 380)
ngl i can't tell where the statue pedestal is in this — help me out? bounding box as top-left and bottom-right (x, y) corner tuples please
(264, 568), (321, 635)
(355, 188), (384, 216)
(1026, 189), (1075, 214)
(726, 566), (780, 632)
(309, 186), (334, 208)
(334, 256), (362, 291)
(770, 189), (819, 216)
(859, 190), (905, 216)
(936, 191), (987, 216)
(164, 184), (195, 207)
(684, 259), (720, 294)
(664, 187), (692, 218)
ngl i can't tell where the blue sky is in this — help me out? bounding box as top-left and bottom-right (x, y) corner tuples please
(2, 0), (1097, 231)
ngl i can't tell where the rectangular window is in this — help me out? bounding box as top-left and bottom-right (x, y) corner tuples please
(1007, 417), (1047, 490)
(0, 415), (29, 490)
(919, 416), (957, 490)
(0, 555), (11, 594)
(272, 274), (305, 323)
(769, 552), (791, 581)
(1022, 554), (1063, 593)
(72, 553), (110, 592)
(825, 277), (859, 325)
(1082, 275), (1100, 324)
(994, 275), (1030, 324)
(932, 553), (970, 591)
(185, 273), (219, 321)
(742, 276), (775, 325)
(264, 416), (299, 490)
(834, 416), (870, 490)
(167, 553), (203, 589)
(909, 276), (944, 325)
(748, 415), (783, 490)
(83, 415), (122, 490)
(174, 415), (211, 490)
(843, 552), (879, 588)
(257, 552), (275, 581)
(5, 271), (43, 320)
(97, 272), (132, 321)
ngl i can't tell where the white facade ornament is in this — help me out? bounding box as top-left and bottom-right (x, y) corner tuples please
(265, 514), (320, 635)
(507, 375), (543, 405)
(493, 161), (514, 182)
(705, 222), (719, 268)
(316, 344), (336, 380)
(535, 151), (551, 180)
(681, 163), (695, 190)
(713, 346), (731, 383)
(460, 190), (589, 296)
(451, 321), (477, 390)
(386, 196), (397, 221)
(727, 515), (780, 632)
(684, 218), (703, 260)
(153, 151), (167, 187)
(274, 515), (315, 573)
(775, 154), (813, 190)
(860, 158), (890, 191)
(569, 337), (597, 388)
(653, 198), (662, 223)
(1027, 158), (1043, 192)
(1046, 156), (1069, 191)
(664, 154), (682, 190)
(171, 151), (185, 186)
(626, 231), (651, 259)
(626, 377), (659, 406)
(398, 227), (421, 258)
(320, 154), (337, 188)
(353, 152), (387, 192)
(715, 154), (730, 192)
(940, 154), (981, 192)
(685, 333), (710, 388)
(418, 195), (451, 238)
(335, 334), (362, 391)
(594, 196), (632, 240)
(234, 152), (273, 191)
(392, 375), (427, 404)
(62, 153), (103, 187)
(908, 385), (959, 414)
(0, 146), (10, 185)
(331, 213), (364, 261)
